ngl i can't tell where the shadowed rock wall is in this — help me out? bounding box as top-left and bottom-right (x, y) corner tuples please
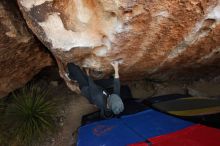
(0, 0), (53, 98)
(16, 0), (220, 90)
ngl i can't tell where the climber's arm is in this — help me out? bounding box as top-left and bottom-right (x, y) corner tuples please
(111, 61), (120, 95)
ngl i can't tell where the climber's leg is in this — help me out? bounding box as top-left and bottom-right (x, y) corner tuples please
(67, 63), (89, 89)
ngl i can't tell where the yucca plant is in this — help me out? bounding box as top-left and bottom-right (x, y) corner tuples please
(6, 85), (56, 146)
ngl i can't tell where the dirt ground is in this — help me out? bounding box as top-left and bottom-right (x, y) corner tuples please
(46, 84), (96, 146)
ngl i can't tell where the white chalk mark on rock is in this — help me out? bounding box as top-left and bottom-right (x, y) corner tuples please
(20, 0), (53, 10)
(207, 4), (220, 22)
(39, 13), (102, 51)
(75, 0), (92, 23)
(154, 10), (170, 18)
(93, 46), (108, 57)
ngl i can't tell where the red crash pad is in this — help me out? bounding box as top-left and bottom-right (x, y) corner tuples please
(129, 124), (220, 146)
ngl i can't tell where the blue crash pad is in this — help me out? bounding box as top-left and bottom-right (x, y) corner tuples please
(120, 109), (193, 139)
(77, 109), (193, 146)
(77, 118), (143, 146)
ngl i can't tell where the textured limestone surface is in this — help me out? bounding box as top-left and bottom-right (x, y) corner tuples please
(0, 0), (52, 98)
(17, 0), (220, 91)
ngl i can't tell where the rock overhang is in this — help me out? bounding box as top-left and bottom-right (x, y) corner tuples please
(17, 0), (220, 86)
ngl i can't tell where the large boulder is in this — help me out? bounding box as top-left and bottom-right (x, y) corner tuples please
(17, 0), (220, 91)
(0, 0), (53, 98)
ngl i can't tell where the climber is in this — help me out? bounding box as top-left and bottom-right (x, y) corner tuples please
(67, 61), (124, 115)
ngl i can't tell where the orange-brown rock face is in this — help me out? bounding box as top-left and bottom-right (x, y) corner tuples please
(0, 0), (53, 98)
(17, 0), (220, 85)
